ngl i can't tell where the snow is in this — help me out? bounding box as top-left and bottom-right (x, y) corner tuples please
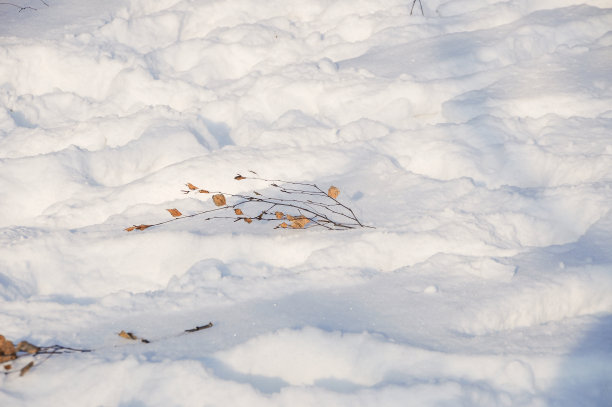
(1, 0), (611, 405)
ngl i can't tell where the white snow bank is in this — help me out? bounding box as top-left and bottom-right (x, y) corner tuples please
(1, 0), (611, 405)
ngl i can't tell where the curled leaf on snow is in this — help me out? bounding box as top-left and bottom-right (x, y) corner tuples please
(279, 222), (288, 228)
(0, 334), (17, 363)
(212, 194), (226, 206)
(118, 331), (150, 343)
(199, 189), (209, 193)
(3, 364), (11, 371)
(118, 330), (138, 340)
(234, 208), (243, 215)
(244, 218), (252, 223)
(328, 186), (340, 199)
(286, 214), (295, 221)
(234, 174), (246, 180)
(167, 208), (182, 217)
(275, 211), (284, 219)
(124, 225), (151, 232)
(16, 341), (39, 354)
(19, 361), (34, 377)
(186, 183), (198, 190)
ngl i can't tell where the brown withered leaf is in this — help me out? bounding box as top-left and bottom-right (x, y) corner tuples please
(135, 224), (151, 231)
(3, 364), (11, 371)
(275, 211), (284, 219)
(244, 218), (252, 224)
(0, 355), (16, 363)
(16, 341), (39, 355)
(279, 222), (288, 228)
(118, 330), (138, 340)
(166, 208), (182, 217)
(291, 216), (311, 229)
(328, 186), (340, 199)
(0, 335), (16, 356)
(234, 208), (243, 215)
(125, 226), (136, 232)
(286, 214), (295, 221)
(199, 189), (209, 193)
(212, 194), (226, 206)
(186, 183), (198, 190)
(19, 361), (34, 377)
(234, 175), (246, 180)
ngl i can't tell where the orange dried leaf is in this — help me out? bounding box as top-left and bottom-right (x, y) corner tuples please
(234, 175), (246, 180)
(167, 208), (182, 217)
(328, 186), (340, 199)
(119, 330), (138, 340)
(125, 226), (136, 232)
(3, 364), (10, 371)
(286, 214), (295, 221)
(135, 224), (151, 231)
(291, 217), (311, 229)
(0, 335), (15, 356)
(234, 208), (243, 215)
(244, 218), (253, 224)
(279, 222), (288, 228)
(19, 361), (34, 377)
(186, 183), (198, 190)
(275, 211), (284, 219)
(212, 194), (226, 206)
(199, 189), (209, 194)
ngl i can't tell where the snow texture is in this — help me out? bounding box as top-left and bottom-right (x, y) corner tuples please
(1, 0), (611, 405)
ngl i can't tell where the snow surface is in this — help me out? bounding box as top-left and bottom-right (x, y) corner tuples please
(1, 0), (611, 405)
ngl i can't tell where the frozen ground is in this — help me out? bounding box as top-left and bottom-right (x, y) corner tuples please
(0, 0), (611, 405)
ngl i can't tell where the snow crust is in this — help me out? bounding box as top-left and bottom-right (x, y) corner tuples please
(1, 0), (611, 405)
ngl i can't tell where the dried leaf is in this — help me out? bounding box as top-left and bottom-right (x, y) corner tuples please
(186, 183), (198, 190)
(234, 175), (246, 180)
(212, 194), (226, 206)
(0, 335), (15, 356)
(125, 226), (136, 232)
(291, 216), (311, 229)
(0, 355), (16, 363)
(16, 341), (39, 355)
(199, 189), (209, 193)
(118, 330), (138, 340)
(286, 214), (295, 221)
(328, 186), (340, 199)
(166, 208), (182, 217)
(135, 224), (151, 231)
(3, 364), (10, 371)
(279, 222), (288, 228)
(244, 218), (252, 224)
(19, 361), (34, 377)
(234, 208), (243, 215)
(275, 211), (284, 219)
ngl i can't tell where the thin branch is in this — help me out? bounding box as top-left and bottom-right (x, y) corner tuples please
(410, 0), (424, 16)
(0, 2), (37, 11)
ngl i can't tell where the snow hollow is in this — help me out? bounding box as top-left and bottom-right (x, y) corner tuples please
(1, 0), (611, 405)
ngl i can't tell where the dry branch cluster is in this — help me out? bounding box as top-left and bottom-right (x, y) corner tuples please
(126, 173), (369, 232)
(1, 322), (213, 377)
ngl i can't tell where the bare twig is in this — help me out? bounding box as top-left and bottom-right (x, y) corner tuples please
(0, 2), (37, 11)
(410, 0), (424, 16)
